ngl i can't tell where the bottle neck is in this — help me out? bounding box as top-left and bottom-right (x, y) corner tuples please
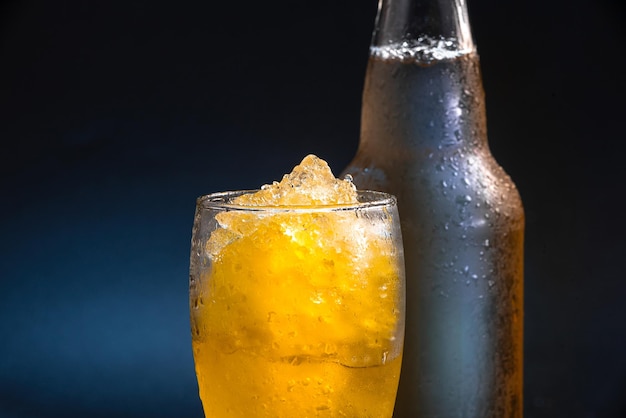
(371, 0), (475, 62)
(358, 0), (486, 155)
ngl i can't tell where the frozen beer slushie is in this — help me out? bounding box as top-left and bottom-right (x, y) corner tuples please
(189, 155), (405, 417)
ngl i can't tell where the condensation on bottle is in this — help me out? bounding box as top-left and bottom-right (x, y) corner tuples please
(342, 4), (525, 417)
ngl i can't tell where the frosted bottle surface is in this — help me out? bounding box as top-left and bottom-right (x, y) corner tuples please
(343, 49), (524, 416)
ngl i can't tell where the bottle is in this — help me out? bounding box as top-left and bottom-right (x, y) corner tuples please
(342, 0), (524, 416)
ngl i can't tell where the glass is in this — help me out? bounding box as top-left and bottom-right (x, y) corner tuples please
(189, 190), (406, 417)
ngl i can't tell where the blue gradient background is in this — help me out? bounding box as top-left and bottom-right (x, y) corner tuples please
(1, 0), (625, 417)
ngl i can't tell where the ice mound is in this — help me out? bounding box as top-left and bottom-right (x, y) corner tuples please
(233, 154), (358, 206)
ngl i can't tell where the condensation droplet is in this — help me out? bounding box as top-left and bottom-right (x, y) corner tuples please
(456, 195), (472, 205)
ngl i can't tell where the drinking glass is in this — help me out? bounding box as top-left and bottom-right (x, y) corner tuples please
(189, 190), (405, 417)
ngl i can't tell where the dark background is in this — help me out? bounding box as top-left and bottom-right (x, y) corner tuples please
(1, 0), (624, 417)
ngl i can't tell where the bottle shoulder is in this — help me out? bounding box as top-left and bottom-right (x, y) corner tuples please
(344, 146), (524, 224)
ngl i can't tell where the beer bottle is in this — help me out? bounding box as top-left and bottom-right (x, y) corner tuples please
(342, 0), (524, 416)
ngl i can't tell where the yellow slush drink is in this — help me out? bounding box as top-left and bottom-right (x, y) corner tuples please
(190, 155), (405, 417)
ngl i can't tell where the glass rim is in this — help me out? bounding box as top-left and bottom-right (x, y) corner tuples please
(196, 189), (397, 213)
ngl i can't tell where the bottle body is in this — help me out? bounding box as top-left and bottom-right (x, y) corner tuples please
(343, 43), (524, 416)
